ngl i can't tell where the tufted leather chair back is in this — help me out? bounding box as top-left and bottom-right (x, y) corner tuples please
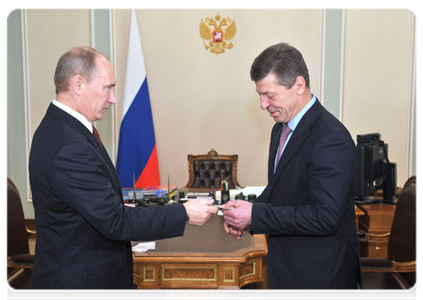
(185, 149), (242, 189)
(7, 178), (30, 257)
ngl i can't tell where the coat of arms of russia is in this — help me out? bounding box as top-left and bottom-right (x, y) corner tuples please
(200, 14), (236, 54)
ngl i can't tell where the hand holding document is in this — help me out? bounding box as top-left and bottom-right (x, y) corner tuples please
(221, 200), (253, 240)
(183, 199), (218, 226)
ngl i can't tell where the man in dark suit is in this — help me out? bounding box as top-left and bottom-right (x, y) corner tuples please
(29, 47), (217, 289)
(222, 43), (361, 289)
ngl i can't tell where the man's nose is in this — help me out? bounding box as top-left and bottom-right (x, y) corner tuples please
(260, 96), (269, 110)
(109, 90), (116, 104)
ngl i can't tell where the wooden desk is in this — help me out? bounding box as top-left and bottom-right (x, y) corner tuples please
(132, 215), (268, 289)
(357, 203), (396, 258)
(355, 205), (364, 228)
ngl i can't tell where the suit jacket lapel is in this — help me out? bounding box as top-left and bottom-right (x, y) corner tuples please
(47, 104), (122, 198)
(270, 100), (323, 184)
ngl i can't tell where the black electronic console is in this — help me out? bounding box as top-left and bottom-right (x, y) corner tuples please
(354, 133), (397, 205)
(124, 196), (169, 207)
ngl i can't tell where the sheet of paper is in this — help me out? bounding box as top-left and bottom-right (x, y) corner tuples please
(132, 242), (156, 252)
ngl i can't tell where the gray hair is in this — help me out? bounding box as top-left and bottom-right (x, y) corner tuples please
(54, 47), (108, 94)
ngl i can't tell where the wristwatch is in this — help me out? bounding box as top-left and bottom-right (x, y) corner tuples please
(185, 214), (190, 223)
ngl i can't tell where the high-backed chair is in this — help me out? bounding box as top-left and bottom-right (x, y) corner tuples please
(185, 148), (242, 189)
(7, 178), (35, 289)
(360, 176), (416, 289)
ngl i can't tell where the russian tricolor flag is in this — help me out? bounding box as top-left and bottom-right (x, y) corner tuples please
(116, 9), (160, 188)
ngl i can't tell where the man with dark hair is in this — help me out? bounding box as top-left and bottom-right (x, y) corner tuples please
(222, 42), (361, 289)
(29, 47), (217, 289)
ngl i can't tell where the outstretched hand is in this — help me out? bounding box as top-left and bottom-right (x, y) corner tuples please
(183, 199), (218, 226)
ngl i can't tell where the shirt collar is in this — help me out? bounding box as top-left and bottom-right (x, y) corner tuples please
(52, 99), (93, 133)
(287, 94), (317, 131)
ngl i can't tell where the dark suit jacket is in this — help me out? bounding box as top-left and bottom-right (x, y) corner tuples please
(29, 104), (187, 289)
(251, 100), (362, 289)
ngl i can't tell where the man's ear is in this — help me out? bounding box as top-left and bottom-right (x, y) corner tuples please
(71, 75), (84, 95)
(294, 76), (306, 95)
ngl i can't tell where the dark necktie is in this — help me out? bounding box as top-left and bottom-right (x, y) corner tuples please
(92, 126), (104, 148)
(276, 124), (292, 166)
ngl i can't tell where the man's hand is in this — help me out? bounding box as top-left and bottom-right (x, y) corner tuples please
(183, 199), (218, 226)
(221, 200), (253, 230)
(223, 221), (250, 240)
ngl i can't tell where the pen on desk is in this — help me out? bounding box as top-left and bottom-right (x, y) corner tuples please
(167, 174), (170, 201)
(132, 174), (136, 201)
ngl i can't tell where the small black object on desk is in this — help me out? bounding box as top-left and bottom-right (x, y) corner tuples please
(247, 194), (257, 203)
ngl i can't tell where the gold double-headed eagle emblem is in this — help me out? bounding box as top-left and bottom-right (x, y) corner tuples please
(200, 14), (236, 54)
